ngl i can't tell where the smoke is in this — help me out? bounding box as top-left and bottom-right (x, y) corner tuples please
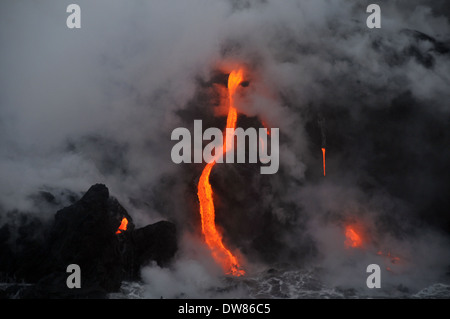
(139, 232), (249, 298)
(1, 0), (450, 297)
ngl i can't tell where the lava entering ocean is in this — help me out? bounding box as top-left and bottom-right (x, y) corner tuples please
(197, 69), (245, 276)
(344, 224), (363, 249)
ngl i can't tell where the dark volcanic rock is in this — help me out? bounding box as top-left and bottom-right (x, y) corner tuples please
(132, 221), (178, 268)
(0, 184), (177, 299)
(41, 184), (133, 295)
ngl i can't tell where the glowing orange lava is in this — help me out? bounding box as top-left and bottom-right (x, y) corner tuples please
(116, 217), (128, 234)
(321, 147), (326, 176)
(378, 250), (401, 264)
(197, 69), (245, 276)
(387, 252), (401, 264)
(344, 225), (363, 248)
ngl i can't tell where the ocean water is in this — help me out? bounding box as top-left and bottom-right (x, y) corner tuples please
(108, 267), (450, 299)
(2, 269), (448, 299)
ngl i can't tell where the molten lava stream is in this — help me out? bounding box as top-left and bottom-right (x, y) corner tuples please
(197, 69), (245, 276)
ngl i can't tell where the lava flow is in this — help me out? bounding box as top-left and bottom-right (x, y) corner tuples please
(197, 69), (245, 276)
(344, 225), (363, 248)
(116, 217), (128, 234)
(321, 147), (326, 176)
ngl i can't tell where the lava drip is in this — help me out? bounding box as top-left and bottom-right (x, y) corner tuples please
(197, 69), (245, 276)
(321, 147), (326, 176)
(318, 116), (326, 177)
